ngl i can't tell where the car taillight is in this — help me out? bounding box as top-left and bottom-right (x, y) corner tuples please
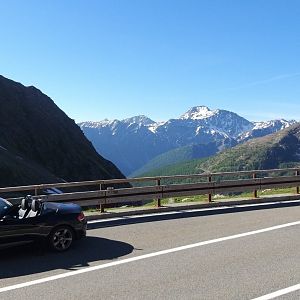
(77, 212), (85, 222)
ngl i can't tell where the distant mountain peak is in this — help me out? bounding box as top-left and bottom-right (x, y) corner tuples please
(123, 115), (155, 126)
(180, 106), (218, 120)
(252, 119), (297, 130)
(78, 119), (119, 128)
(237, 119), (297, 142)
(79, 115), (156, 129)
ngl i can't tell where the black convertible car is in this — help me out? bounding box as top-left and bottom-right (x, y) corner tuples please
(0, 196), (87, 252)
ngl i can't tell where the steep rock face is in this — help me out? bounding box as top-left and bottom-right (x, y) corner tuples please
(0, 146), (61, 187)
(0, 75), (125, 187)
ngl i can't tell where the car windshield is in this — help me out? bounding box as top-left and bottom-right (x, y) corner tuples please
(0, 197), (12, 218)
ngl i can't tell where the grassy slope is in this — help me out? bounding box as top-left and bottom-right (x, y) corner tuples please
(130, 144), (214, 177)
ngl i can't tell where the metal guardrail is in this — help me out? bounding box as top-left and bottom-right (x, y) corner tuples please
(2, 168), (300, 210)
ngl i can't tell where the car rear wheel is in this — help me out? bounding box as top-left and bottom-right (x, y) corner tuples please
(49, 226), (74, 252)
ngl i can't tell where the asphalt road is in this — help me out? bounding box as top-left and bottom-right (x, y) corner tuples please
(1, 201), (300, 299)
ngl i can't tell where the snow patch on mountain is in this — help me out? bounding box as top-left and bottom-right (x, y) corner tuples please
(253, 119), (296, 130)
(148, 121), (166, 133)
(180, 106), (217, 120)
(79, 119), (118, 128)
(123, 115), (155, 127)
(238, 119), (297, 142)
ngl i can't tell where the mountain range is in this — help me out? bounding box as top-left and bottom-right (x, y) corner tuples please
(140, 122), (300, 178)
(79, 106), (296, 176)
(0, 75), (125, 187)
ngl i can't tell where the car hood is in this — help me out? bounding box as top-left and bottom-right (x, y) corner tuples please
(43, 202), (82, 214)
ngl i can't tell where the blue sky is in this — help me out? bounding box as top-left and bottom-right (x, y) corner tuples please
(0, 0), (300, 122)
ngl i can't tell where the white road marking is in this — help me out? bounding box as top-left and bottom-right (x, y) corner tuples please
(251, 283), (300, 299)
(87, 199), (300, 225)
(1, 220), (300, 293)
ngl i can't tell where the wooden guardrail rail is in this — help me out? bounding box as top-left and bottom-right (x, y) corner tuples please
(2, 168), (300, 209)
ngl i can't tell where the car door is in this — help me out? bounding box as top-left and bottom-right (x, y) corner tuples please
(0, 216), (41, 247)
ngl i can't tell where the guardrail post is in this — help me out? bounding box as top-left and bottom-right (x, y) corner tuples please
(296, 170), (300, 194)
(34, 188), (38, 197)
(253, 173), (258, 198)
(156, 179), (161, 207)
(208, 175), (212, 202)
(99, 184), (105, 213)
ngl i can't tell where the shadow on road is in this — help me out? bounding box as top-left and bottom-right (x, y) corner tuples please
(88, 201), (300, 230)
(0, 236), (134, 279)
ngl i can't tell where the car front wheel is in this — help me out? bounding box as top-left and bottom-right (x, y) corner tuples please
(49, 226), (74, 252)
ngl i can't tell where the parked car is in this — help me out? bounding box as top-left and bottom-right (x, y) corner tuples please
(0, 196), (87, 252)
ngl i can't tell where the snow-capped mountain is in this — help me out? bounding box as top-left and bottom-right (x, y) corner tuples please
(238, 119), (297, 142)
(78, 106), (297, 175)
(180, 106), (218, 120)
